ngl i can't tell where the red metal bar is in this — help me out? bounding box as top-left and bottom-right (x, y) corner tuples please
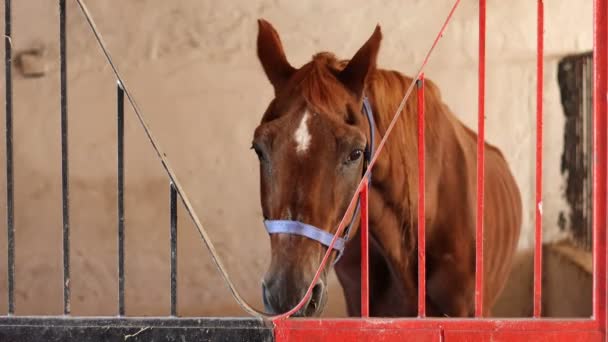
(592, 0), (607, 333)
(360, 179), (370, 318)
(416, 75), (426, 318)
(273, 318), (603, 342)
(275, 329), (601, 342)
(475, 0), (486, 317)
(274, 317), (601, 330)
(533, 0), (544, 319)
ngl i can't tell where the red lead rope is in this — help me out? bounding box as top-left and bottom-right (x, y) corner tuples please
(271, 0), (463, 320)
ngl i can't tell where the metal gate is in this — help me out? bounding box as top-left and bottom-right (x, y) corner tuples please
(1, 0), (607, 341)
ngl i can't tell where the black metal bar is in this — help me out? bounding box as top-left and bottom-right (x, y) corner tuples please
(59, 0), (71, 315)
(4, 0), (14, 316)
(170, 183), (177, 316)
(0, 317), (273, 342)
(117, 82), (125, 316)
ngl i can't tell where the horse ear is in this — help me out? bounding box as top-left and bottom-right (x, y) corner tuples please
(338, 25), (382, 99)
(257, 19), (296, 93)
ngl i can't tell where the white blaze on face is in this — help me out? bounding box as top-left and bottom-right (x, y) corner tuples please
(294, 111), (312, 154)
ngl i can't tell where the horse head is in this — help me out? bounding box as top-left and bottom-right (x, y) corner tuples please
(253, 19), (381, 316)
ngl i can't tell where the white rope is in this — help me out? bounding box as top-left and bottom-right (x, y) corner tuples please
(74, 0), (461, 320)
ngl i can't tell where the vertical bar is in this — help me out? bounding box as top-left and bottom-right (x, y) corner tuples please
(583, 54), (594, 251)
(416, 75), (426, 318)
(584, 56), (593, 253)
(475, 0), (486, 318)
(533, 0), (544, 319)
(117, 82), (125, 316)
(360, 179), (369, 318)
(583, 56), (593, 253)
(170, 183), (178, 316)
(592, 0), (607, 329)
(4, 0), (14, 316)
(59, 0), (71, 315)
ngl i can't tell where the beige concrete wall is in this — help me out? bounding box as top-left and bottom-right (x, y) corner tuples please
(0, 1), (593, 316)
(493, 241), (592, 318)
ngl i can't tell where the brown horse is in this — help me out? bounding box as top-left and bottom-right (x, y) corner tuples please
(253, 19), (522, 317)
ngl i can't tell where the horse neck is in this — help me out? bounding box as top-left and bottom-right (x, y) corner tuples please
(366, 69), (459, 237)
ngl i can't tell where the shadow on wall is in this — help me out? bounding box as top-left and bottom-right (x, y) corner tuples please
(494, 240), (592, 318)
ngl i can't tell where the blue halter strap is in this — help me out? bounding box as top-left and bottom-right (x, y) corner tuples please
(263, 96), (376, 263)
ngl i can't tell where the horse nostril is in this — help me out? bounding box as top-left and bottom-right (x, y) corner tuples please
(309, 282), (325, 312)
(262, 281), (273, 313)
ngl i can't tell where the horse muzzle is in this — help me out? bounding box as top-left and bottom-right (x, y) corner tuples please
(262, 278), (327, 317)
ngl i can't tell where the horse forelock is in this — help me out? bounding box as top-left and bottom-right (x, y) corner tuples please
(284, 53), (353, 116)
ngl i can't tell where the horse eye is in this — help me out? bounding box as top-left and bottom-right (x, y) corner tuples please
(251, 144), (264, 161)
(346, 149), (363, 164)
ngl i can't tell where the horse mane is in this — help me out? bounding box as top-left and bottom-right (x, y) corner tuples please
(294, 51), (444, 136)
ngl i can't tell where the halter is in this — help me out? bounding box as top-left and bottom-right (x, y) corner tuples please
(264, 96), (376, 263)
